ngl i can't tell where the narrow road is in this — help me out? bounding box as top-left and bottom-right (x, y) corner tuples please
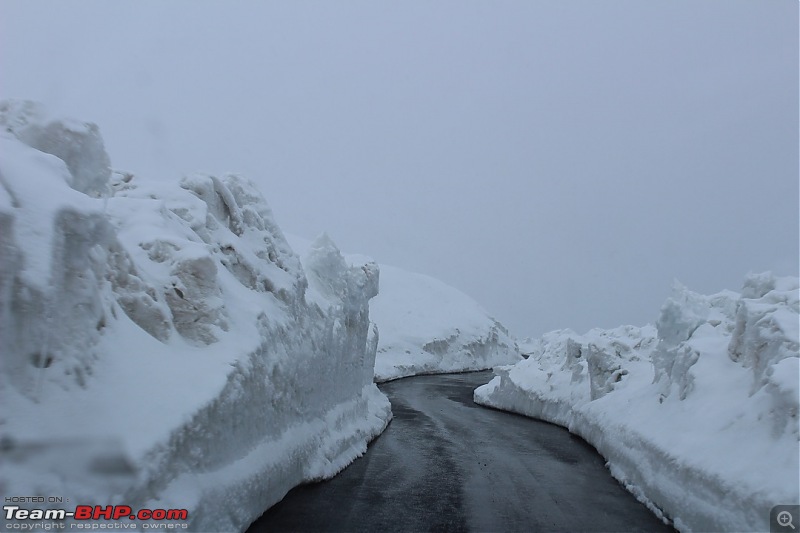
(248, 371), (673, 532)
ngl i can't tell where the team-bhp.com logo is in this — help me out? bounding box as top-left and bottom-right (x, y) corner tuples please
(4, 505), (188, 529)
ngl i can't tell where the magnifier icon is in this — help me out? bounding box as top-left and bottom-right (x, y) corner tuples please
(778, 511), (796, 530)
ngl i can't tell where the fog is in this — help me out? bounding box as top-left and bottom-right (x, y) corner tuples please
(1, 1), (797, 337)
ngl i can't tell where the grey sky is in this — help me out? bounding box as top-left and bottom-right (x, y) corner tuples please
(2, 1), (797, 337)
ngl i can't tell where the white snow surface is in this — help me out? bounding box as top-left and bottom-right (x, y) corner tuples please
(288, 235), (521, 383)
(0, 101), (391, 532)
(370, 264), (521, 381)
(475, 275), (800, 533)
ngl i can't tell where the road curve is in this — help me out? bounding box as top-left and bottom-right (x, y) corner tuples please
(248, 371), (673, 533)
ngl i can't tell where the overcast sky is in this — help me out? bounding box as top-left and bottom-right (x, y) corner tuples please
(1, 1), (797, 337)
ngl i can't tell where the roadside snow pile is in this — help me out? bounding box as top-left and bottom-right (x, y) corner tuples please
(0, 100), (391, 532)
(288, 237), (522, 383)
(369, 265), (521, 381)
(475, 275), (799, 533)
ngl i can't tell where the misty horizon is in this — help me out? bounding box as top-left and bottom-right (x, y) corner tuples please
(1, 0), (797, 337)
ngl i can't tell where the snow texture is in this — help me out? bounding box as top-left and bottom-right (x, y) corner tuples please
(0, 101), (391, 532)
(369, 265), (521, 381)
(288, 235), (521, 383)
(475, 275), (799, 532)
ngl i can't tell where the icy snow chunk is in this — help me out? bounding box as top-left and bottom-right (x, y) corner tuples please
(302, 234), (381, 389)
(729, 273), (799, 400)
(103, 241), (172, 342)
(0, 100), (111, 196)
(497, 325), (656, 409)
(586, 342), (629, 400)
(165, 254), (228, 344)
(655, 281), (709, 347)
(764, 356), (800, 437)
(653, 282), (739, 400)
(305, 233), (379, 306)
(178, 173), (305, 306)
(741, 271), (778, 299)
(305, 233), (352, 301)
(103, 170), (313, 345)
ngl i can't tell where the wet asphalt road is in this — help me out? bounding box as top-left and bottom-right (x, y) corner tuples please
(248, 371), (674, 533)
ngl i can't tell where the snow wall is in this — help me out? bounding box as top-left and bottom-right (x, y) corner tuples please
(475, 276), (799, 532)
(287, 237), (522, 383)
(369, 265), (521, 382)
(0, 100), (391, 532)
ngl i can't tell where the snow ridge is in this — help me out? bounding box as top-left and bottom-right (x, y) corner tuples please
(0, 101), (391, 532)
(475, 275), (799, 532)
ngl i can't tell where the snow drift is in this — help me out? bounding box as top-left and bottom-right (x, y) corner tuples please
(475, 275), (799, 532)
(0, 100), (391, 532)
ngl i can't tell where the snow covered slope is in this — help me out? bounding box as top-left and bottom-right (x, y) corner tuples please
(288, 236), (521, 383)
(0, 100), (391, 532)
(369, 265), (521, 381)
(475, 275), (799, 532)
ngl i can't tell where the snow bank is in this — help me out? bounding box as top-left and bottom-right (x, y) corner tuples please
(369, 265), (521, 381)
(288, 236), (521, 382)
(475, 275), (799, 532)
(0, 101), (391, 532)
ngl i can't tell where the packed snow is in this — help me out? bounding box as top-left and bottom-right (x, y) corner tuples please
(475, 275), (800, 532)
(369, 265), (521, 381)
(0, 101), (391, 532)
(289, 235), (521, 383)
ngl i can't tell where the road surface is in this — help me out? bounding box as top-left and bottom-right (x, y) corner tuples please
(248, 371), (673, 532)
